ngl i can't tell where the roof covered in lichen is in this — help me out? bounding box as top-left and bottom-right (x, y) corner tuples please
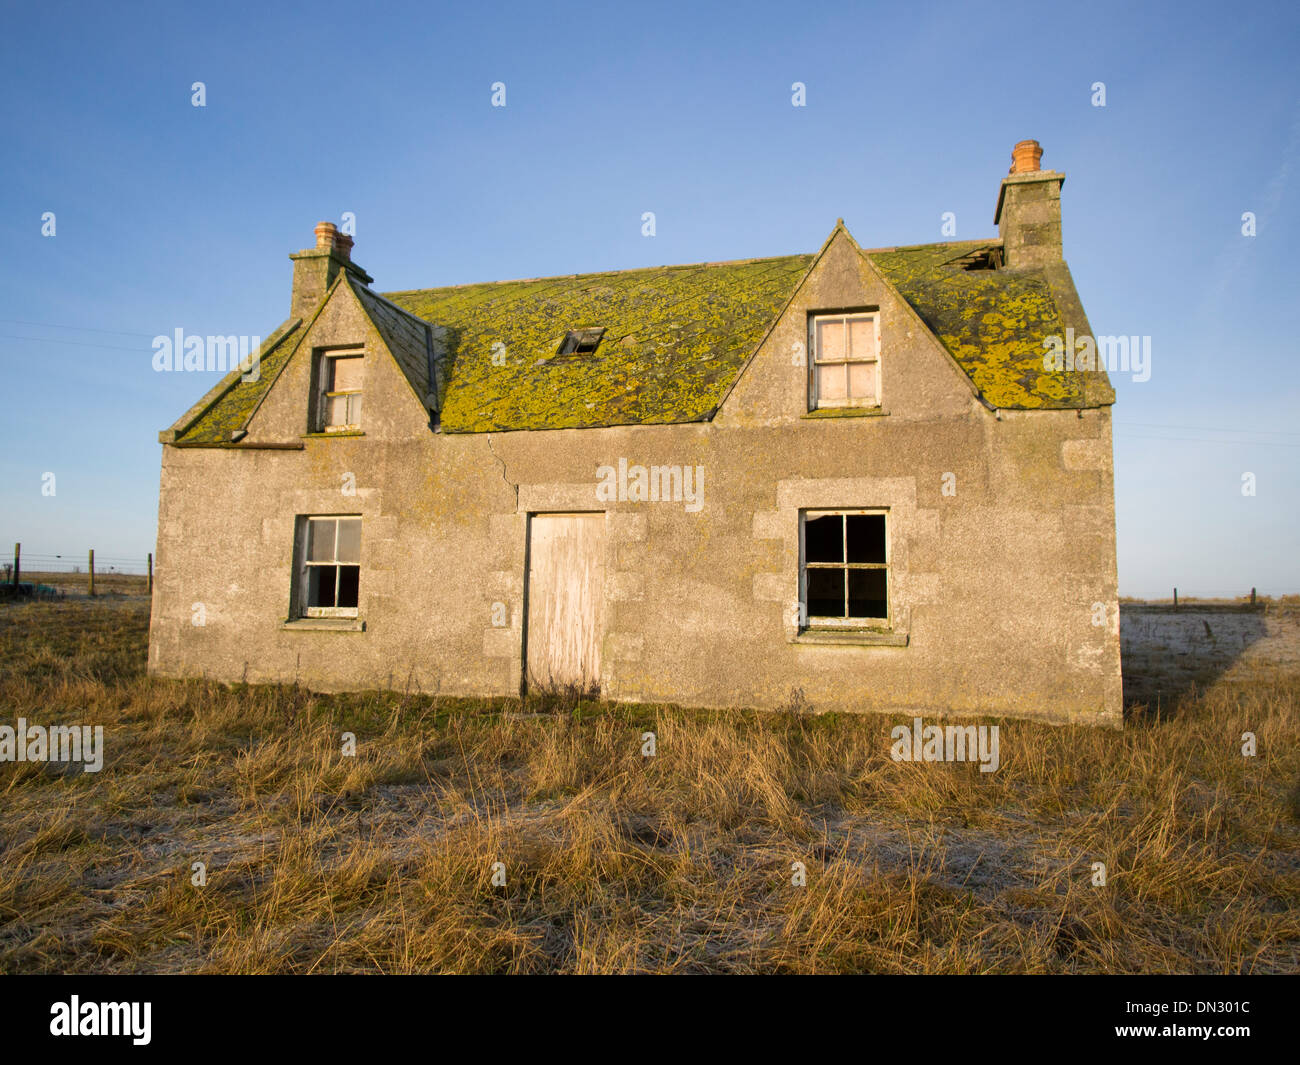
(170, 319), (304, 445)
(384, 255), (816, 433)
(166, 227), (1113, 445)
(867, 239), (1113, 409)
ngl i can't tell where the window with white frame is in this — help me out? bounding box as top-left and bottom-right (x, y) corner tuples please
(298, 516), (361, 617)
(318, 349), (364, 431)
(810, 312), (880, 409)
(800, 510), (888, 626)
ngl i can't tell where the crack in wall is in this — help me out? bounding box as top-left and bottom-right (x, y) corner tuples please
(487, 433), (519, 508)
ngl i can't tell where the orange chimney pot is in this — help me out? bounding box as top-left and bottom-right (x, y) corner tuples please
(1010, 139), (1043, 174)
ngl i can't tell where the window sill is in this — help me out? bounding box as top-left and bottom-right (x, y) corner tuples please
(303, 430), (365, 438)
(792, 627), (907, 647)
(801, 406), (888, 420)
(282, 617), (366, 632)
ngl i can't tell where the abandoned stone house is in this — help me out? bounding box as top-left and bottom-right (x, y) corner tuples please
(150, 139), (1122, 726)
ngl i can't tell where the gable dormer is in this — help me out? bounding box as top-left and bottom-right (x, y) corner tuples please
(161, 224), (436, 447)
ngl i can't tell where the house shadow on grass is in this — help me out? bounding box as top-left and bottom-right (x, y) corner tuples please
(1121, 604), (1272, 719)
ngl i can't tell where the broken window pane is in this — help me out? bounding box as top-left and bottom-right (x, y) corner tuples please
(557, 328), (605, 356)
(337, 565), (360, 608)
(801, 511), (889, 627)
(308, 565), (338, 607)
(300, 516), (362, 616)
(846, 514), (886, 564)
(849, 568), (888, 619)
(805, 514), (843, 564)
(806, 568), (844, 618)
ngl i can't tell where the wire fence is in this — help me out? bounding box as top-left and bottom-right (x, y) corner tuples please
(3, 544), (153, 597)
(5, 552), (150, 576)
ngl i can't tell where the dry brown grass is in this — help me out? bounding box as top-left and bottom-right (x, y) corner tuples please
(0, 597), (1296, 973)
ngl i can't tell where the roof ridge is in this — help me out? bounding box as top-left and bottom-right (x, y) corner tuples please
(863, 238), (1002, 255)
(382, 252), (813, 298)
(352, 278), (434, 324)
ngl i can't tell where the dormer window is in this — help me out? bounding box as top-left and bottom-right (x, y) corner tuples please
(318, 349), (364, 431)
(556, 328), (605, 356)
(809, 312), (880, 410)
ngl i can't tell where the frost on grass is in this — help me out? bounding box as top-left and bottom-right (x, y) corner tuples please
(0, 598), (1297, 974)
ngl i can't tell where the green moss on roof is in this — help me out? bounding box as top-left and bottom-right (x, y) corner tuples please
(384, 255), (815, 433)
(868, 241), (1095, 409)
(173, 321), (302, 444)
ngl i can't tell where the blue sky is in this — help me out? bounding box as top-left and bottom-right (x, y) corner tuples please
(2, 0), (1297, 595)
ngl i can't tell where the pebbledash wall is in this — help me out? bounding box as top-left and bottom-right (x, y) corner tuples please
(150, 152), (1122, 727)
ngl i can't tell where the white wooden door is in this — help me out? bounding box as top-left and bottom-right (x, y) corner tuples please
(526, 513), (605, 692)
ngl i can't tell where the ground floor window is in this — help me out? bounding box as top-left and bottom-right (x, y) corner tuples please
(801, 509), (888, 625)
(298, 515), (361, 617)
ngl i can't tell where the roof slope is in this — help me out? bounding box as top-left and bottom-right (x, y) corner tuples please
(170, 319), (303, 445)
(165, 229), (1114, 446)
(349, 278), (435, 406)
(384, 255), (815, 433)
(867, 240), (1112, 409)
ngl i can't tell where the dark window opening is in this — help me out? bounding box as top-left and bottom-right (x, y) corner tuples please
(846, 514), (886, 563)
(806, 568), (845, 619)
(955, 247), (1002, 271)
(557, 328), (605, 356)
(802, 511), (888, 623)
(848, 568), (888, 619)
(804, 514), (843, 564)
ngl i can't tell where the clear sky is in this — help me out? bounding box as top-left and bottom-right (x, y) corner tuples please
(2, 0), (1297, 596)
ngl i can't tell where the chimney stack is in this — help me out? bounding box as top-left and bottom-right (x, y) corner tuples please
(994, 139), (1065, 269)
(290, 221), (371, 319)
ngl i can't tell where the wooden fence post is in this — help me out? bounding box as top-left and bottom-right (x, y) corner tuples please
(147, 553), (153, 595)
(11, 543), (18, 587)
(1173, 587), (1178, 611)
(88, 549), (95, 597)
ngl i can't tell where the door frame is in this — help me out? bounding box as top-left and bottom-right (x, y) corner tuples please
(520, 510), (608, 696)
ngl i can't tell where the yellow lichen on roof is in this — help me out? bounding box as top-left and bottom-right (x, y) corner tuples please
(868, 242), (1098, 409)
(384, 255), (815, 432)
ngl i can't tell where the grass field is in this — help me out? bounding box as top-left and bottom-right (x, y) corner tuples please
(2, 570), (149, 597)
(1, 596), (1297, 973)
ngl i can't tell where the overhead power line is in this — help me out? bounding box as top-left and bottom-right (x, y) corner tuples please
(0, 318), (155, 338)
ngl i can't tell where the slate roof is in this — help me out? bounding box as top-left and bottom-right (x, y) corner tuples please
(165, 227), (1113, 445)
(349, 278), (435, 407)
(384, 254), (816, 433)
(867, 239), (1115, 409)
